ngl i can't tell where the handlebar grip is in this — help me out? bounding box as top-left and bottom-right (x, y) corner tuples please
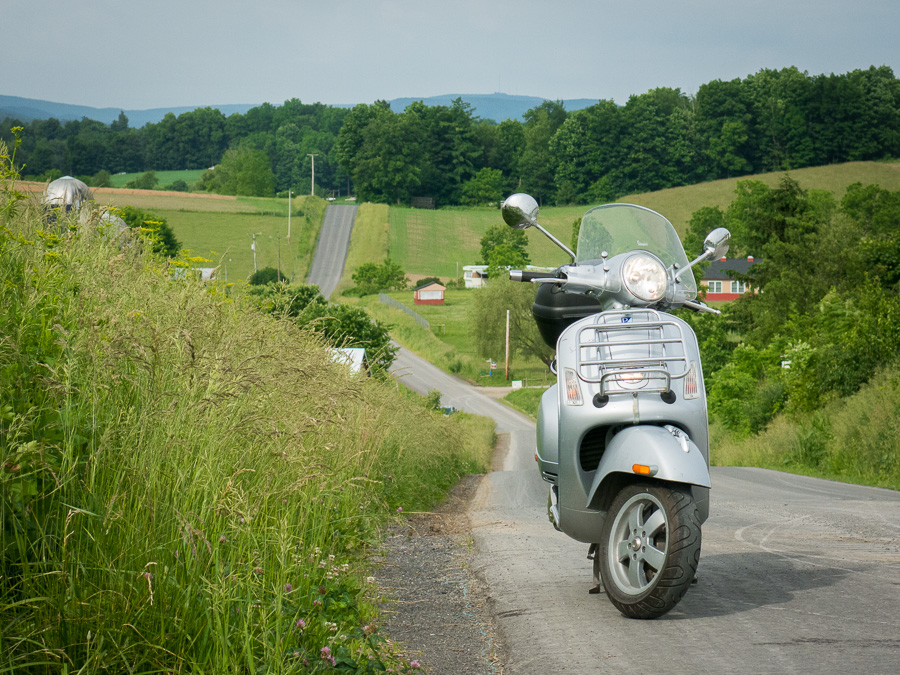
(509, 269), (550, 283)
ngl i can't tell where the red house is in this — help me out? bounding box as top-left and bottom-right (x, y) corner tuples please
(413, 281), (446, 305)
(701, 256), (759, 301)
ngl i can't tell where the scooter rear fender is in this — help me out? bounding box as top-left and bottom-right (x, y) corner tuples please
(586, 425), (710, 511)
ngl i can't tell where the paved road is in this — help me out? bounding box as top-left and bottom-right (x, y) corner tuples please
(391, 347), (900, 675)
(306, 204), (357, 299)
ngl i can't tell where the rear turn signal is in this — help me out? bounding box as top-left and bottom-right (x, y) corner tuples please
(683, 361), (700, 400)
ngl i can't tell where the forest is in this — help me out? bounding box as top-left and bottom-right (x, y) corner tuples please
(2, 65), (898, 205)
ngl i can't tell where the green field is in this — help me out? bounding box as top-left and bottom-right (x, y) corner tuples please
(387, 205), (584, 278)
(110, 169), (207, 189)
(92, 190), (324, 283)
(359, 289), (554, 386)
(384, 161), (900, 279)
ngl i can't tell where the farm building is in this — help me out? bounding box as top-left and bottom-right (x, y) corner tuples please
(701, 256), (759, 301)
(413, 281), (446, 305)
(462, 265), (488, 289)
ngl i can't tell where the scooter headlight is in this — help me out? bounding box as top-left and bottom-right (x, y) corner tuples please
(622, 254), (666, 302)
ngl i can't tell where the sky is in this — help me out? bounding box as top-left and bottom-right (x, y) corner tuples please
(3, 0), (899, 110)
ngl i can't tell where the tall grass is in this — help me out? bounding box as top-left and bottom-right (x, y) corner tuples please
(0, 158), (493, 672)
(712, 365), (900, 490)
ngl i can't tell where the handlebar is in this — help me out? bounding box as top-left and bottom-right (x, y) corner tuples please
(509, 269), (550, 283)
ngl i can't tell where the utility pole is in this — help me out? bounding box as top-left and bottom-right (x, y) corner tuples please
(505, 309), (510, 381)
(287, 189), (292, 239)
(308, 154), (318, 197)
(251, 232), (262, 273)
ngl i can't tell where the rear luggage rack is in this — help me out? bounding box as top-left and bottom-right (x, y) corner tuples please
(575, 309), (690, 396)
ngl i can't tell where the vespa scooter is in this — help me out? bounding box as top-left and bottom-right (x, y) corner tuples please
(503, 193), (730, 619)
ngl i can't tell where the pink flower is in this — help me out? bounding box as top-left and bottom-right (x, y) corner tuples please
(397, 507), (403, 513)
(321, 647), (331, 657)
(285, 583), (293, 592)
(410, 661), (421, 669)
(296, 619), (306, 629)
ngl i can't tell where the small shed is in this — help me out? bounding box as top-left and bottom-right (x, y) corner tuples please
(330, 348), (368, 375)
(413, 281), (446, 305)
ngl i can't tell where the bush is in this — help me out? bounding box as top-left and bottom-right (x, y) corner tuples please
(248, 265), (290, 285)
(164, 178), (189, 192)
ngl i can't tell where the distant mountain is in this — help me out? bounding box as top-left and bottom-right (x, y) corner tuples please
(380, 93), (598, 121)
(0, 93), (599, 127)
(0, 95), (260, 127)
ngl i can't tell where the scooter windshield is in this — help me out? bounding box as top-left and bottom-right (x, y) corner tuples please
(576, 203), (697, 296)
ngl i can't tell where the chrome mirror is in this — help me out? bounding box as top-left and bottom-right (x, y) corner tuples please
(502, 193), (539, 230)
(703, 228), (731, 260)
(675, 227), (733, 282)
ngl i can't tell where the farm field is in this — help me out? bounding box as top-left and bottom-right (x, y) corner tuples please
(110, 169), (206, 189)
(89, 189), (321, 282)
(387, 205), (584, 279)
(380, 161), (900, 283)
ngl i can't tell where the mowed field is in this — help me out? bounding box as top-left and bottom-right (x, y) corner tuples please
(90, 189), (308, 282)
(109, 169), (206, 189)
(384, 161), (900, 280)
(388, 205), (585, 278)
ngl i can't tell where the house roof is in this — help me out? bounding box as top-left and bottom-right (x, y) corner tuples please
(703, 257), (760, 280)
(413, 281), (446, 292)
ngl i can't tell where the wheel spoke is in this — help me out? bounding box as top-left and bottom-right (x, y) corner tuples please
(616, 539), (631, 562)
(643, 544), (666, 572)
(628, 503), (645, 534)
(643, 508), (666, 538)
(627, 557), (645, 588)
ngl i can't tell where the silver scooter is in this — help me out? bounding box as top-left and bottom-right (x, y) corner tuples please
(503, 193), (730, 619)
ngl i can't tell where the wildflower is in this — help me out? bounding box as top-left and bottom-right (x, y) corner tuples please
(410, 661), (421, 669)
(239, 517), (245, 524)
(397, 507), (403, 513)
(253, 567), (263, 575)
(296, 618), (306, 629)
(285, 583), (293, 592)
(366, 576), (375, 584)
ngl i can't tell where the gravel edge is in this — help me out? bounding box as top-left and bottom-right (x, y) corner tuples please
(373, 473), (506, 675)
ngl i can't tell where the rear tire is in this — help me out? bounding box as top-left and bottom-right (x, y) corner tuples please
(599, 482), (700, 619)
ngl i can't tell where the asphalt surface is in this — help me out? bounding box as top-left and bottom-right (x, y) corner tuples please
(390, 347), (900, 675)
(305, 204), (357, 299)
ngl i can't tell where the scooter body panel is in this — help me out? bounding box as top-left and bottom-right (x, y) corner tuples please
(548, 310), (712, 544)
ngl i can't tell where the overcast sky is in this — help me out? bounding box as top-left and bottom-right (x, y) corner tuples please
(4, 0), (898, 110)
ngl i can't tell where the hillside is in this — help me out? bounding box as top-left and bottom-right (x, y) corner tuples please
(0, 166), (495, 669)
(621, 161), (900, 236)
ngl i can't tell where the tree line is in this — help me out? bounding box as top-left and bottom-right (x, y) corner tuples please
(3, 66), (898, 203)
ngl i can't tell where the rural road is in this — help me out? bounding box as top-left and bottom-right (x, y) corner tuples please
(390, 347), (900, 674)
(306, 204), (357, 298)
